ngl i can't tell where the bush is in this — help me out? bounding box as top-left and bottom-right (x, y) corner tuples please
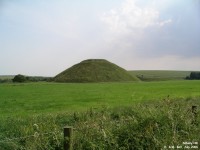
(12, 74), (27, 83)
(12, 75), (52, 83)
(186, 72), (200, 80)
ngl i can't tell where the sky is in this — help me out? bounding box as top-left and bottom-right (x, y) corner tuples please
(0, 0), (200, 76)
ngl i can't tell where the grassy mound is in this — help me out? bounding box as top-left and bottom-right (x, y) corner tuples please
(54, 59), (139, 82)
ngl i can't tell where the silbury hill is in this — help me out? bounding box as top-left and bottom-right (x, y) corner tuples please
(54, 59), (139, 82)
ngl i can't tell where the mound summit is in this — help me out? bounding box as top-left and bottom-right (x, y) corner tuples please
(54, 59), (139, 82)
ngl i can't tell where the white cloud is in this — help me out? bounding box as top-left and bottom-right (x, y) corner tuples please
(98, 0), (200, 72)
(101, 0), (172, 34)
(99, 0), (173, 62)
(1, 0), (199, 75)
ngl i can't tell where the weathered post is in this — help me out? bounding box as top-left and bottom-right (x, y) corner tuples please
(192, 106), (197, 116)
(64, 126), (73, 150)
(192, 106), (198, 125)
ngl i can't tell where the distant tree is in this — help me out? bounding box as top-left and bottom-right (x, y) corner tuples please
(185, 76), (190, 80)
(187, 72), (200, 80)
(12, 74), (27, 82)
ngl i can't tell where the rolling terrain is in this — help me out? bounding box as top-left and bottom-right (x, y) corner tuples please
(129, 70), (191, 81)
(0, 75), (14, 80)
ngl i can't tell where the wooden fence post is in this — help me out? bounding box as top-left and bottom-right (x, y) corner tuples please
(192, 106), (197, 113)
(64, 126), (73, 150)
(192, 106), (197, 125)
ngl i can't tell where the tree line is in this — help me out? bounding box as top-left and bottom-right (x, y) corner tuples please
(186, 72), (200, 80)
(12, 74), (52, 82)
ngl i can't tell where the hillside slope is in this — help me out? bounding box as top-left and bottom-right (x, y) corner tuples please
(54, 59), (139, 82)
(129, 70), (191, 81)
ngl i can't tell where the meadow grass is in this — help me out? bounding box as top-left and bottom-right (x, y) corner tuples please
(0, 98), (199, 149)
(0, 80), (200, 117)
(0, 80), (200, 149)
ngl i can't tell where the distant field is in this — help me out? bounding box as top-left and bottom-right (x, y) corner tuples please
(0, 80), (200, 117)
(0, 70), (192, 81)
(0, 75), (14, 80)
(129, 70), (191, 81)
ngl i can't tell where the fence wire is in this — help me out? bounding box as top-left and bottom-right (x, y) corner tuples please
(0, 131), (57, 143)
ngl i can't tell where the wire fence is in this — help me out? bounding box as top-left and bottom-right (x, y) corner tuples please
(0, 131), (57, 143)
(0, 126), (73, 150)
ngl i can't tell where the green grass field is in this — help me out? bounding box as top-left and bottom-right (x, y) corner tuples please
(0, 80), (200, 117)
(0, 80), (200, 149)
